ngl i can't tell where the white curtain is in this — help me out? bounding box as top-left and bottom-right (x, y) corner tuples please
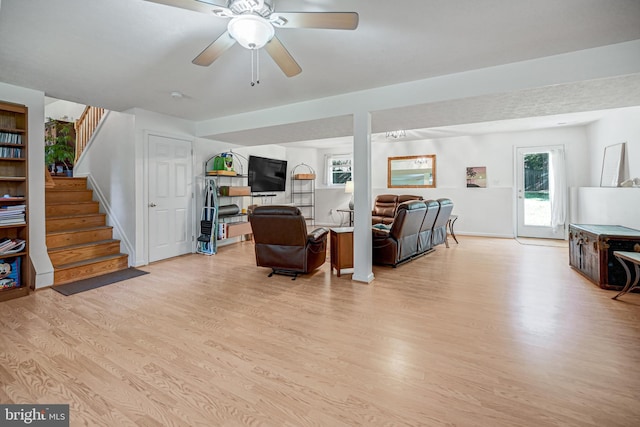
(323, 154), (331, 185)
(549, 147), (567, 232)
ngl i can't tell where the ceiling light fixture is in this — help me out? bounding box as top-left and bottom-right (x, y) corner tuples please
(227, 15), (275, 50)
(226, 14), (276, 86)
(386, 130), (407, 139)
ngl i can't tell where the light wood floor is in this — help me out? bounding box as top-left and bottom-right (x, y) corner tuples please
(2, 237), (640, 426)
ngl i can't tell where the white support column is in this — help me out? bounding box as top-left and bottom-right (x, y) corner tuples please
(352, 111), (374, 283)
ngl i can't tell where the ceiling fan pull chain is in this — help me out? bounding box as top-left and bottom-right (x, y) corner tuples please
(250, 48), (260, 86)
(251, 48), (255, 86)
(256, 49), (260, 85)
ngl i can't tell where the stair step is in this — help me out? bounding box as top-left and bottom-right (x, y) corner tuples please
(46, 213), (106, 232)
(50, 177), (88, 190)
(46, 189), (93, 203)
(53, 254), (129, 286)
(46, 201), (100, 216)
(45, 176), (130, 285)
(48, 239), (121, 266)
(46, 226), (114, 249)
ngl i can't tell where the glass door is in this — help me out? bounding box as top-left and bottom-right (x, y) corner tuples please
(516, 146), (566, 239)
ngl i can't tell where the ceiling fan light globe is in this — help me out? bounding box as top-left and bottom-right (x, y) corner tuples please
(228, 15), (275, 49)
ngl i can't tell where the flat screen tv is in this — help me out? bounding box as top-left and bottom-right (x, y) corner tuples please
(248, 155), (288, 193)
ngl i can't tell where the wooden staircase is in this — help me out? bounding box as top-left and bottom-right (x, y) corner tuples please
(46, 177), (128, 285)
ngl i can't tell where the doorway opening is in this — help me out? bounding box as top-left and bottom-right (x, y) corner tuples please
(516, 146), (566, 239)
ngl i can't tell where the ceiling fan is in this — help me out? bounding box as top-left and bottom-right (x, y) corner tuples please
(145, 0), (359, 79)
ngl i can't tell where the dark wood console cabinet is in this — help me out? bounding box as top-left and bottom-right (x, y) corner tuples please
(569, 224), (640, 290)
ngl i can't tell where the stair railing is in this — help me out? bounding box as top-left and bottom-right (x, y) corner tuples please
(74, 106), (106, 162)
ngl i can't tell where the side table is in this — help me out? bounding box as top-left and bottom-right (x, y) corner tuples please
(336, 209), (354, 226)
(448, 214), (459, 244)
(612, 251), (640, 300)
(330, 227), (354, 277)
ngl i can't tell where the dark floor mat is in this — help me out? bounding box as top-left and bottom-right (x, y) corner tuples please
(52, 268), (149, 296)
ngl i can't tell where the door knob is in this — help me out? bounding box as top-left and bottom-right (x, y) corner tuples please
(149, 202), (157, 207)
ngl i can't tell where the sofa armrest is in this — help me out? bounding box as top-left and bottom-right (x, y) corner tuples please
(372, 227), (391, 239)
(307, 227), (329, 244)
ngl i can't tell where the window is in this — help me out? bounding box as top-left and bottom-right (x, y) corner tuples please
(326, 154), (352, 185)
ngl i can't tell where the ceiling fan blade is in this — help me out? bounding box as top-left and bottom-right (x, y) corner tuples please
(144, 0), (229, 15)
(264, 36), (302, 77)
(192, 31), (237, 66)
(271, 12), (359, 30)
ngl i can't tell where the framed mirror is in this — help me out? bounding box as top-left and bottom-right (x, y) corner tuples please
(388, 155), (436, 188)
(600, 142), (626, 187)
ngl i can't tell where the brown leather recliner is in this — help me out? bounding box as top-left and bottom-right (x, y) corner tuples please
(371, 194), (397, 225)
(397, 194), (423, 204)
(372, 200), (428, 266)
(249, 205), (329, 279)
(372, 194), (423, 225)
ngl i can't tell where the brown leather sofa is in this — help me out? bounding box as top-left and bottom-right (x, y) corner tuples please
(372, 194), (423, 225)
(432, 198), (454, 248)
(249, 206), (329, 279)
(372, 200), (428, 266)
(418, 199), (441, 253)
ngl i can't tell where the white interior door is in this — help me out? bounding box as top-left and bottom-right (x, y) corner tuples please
(148, 134), (193, 262)
(516, 146), (565, 239)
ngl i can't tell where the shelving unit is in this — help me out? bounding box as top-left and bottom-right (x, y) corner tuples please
(291, 163), (316, 225)
(197, 153), (252, 255)
(211, 173), (252, 241)
(0, 101), (29, 302)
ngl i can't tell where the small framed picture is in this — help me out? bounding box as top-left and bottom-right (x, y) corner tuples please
(466, 167), (487, 188)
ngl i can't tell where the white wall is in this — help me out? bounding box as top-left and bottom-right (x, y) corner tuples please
(576, 187), (640, 230)
(74, 111), (136, 264)
(130, 108), (198, 266)
(587, 106), (640, 185)
(0, 82), (53, 288)
(192, 143), (294, 247)
(305, 126), (591, 236)
(44, 99), (86, 122)
(313, 146), (354, 225)
(231, 145), (289, 205)
(574, 106), (640, 229)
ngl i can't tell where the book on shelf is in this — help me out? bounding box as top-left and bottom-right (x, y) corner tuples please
(0, 115), (17, 129)
(0, 146), (23, 158)
(0, 132), (22, 144)
(0, 204), (25, 210)
(0, 209), (24, 215)
(0, 219), (25, 226)
(0, 216), (25, 222)
(0, 238), (25, 254)
(0, 210), (24, 216)
(0, 205), (25, 225)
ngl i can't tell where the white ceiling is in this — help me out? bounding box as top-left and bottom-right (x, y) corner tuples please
(1, 0), (640, 142)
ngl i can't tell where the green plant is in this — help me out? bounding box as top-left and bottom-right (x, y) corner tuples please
(44, 120), (75, 171)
